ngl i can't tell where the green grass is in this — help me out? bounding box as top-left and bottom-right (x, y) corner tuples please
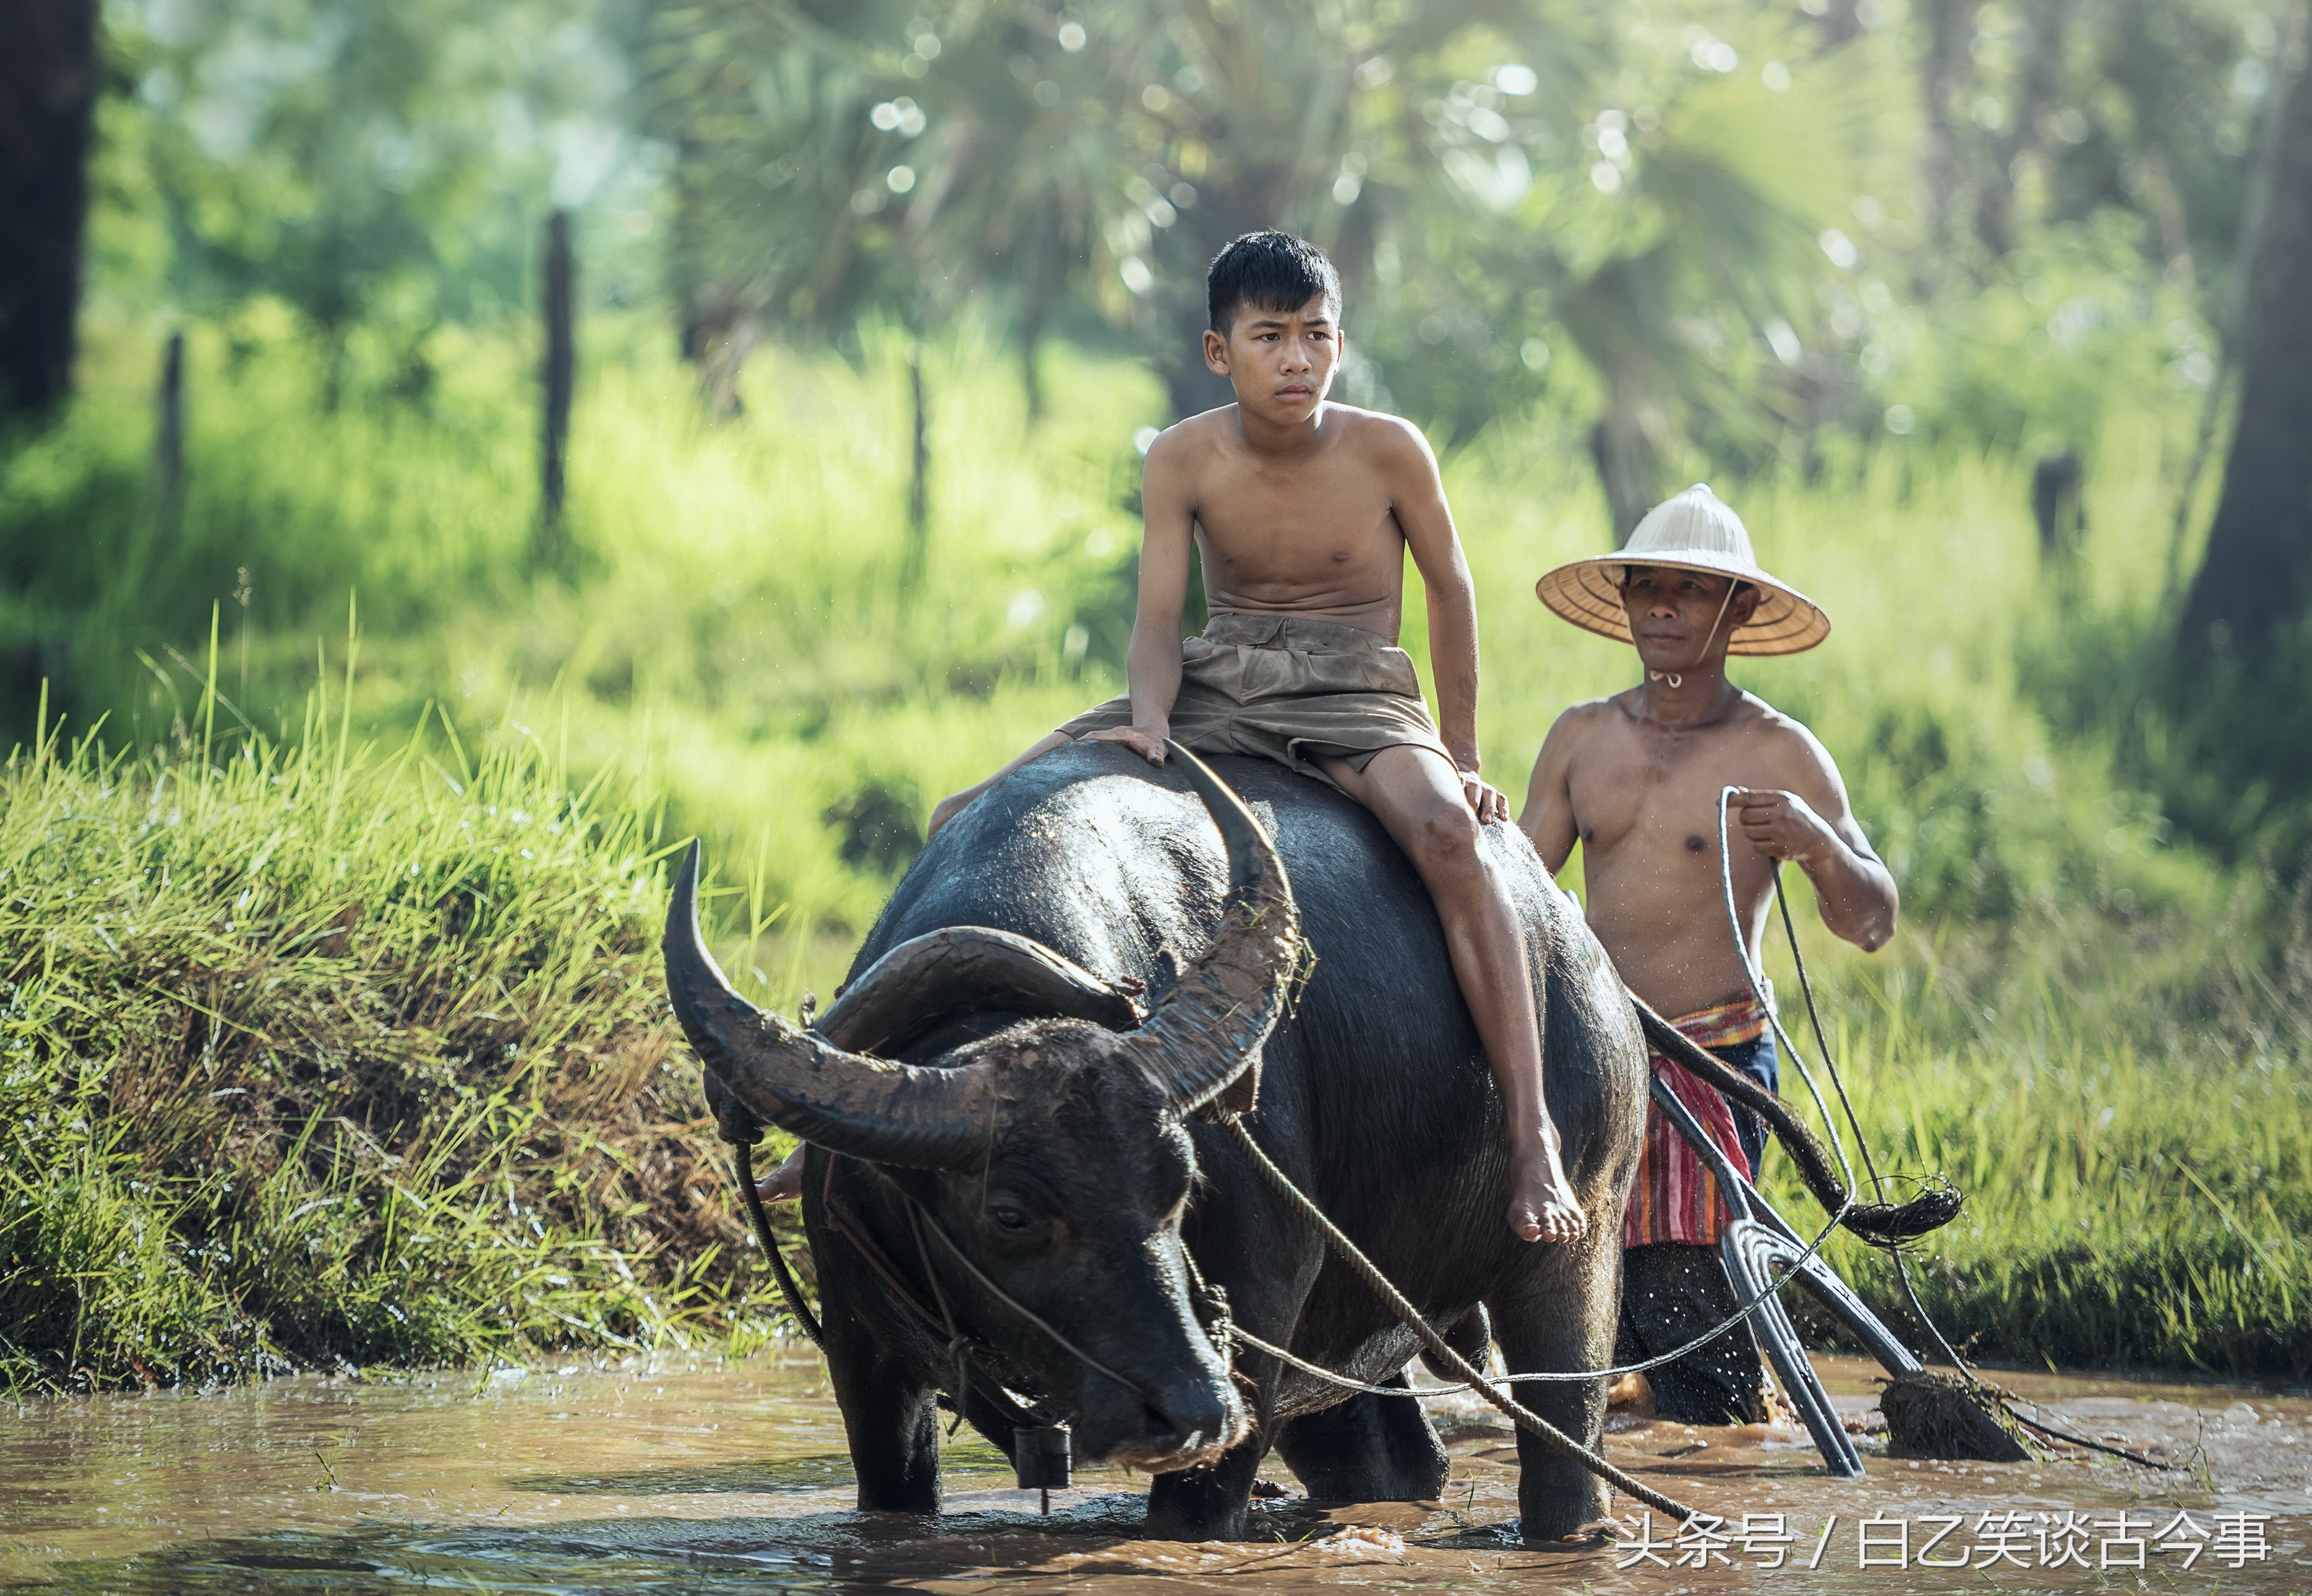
(4, 303), (2308, 1386)
(1759, 913), (2312, 1378)
(0, 667), (812, 1394)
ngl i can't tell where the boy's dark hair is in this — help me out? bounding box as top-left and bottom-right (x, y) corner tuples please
(1206, 231), (1341, 334)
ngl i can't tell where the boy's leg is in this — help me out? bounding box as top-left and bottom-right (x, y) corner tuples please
(1318, 744), (1586, 1243)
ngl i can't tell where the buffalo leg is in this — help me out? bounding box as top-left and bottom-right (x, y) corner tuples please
(1145, 1365), (1277, 1543)
(1276, 1373), (1450, 1502)
(1144, 1427), (1270, 1542)
(826, 1335), (942, 1514)
(1492, 1236), (1619, 1541)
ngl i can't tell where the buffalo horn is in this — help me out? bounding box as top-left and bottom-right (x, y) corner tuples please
(663, 842), (992, 1170)
(1128, 744), (1301, 1113)
(815, 926), (1145, 1055)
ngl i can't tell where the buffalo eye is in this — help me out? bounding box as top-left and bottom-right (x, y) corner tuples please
(990, 1204), (1030, 1232)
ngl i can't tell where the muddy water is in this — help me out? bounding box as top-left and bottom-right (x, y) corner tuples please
(2, 1352), (2305, 1594)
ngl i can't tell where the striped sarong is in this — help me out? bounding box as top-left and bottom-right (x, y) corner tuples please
(1621, 995), (1771, 1248)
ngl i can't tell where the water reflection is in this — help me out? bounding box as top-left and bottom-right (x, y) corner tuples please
(2, 1353), (2305, 1593)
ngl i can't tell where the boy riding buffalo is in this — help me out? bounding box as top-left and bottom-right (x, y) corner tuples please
(928, 230), (1586, 1245)
(763, 230), (1587, 1246)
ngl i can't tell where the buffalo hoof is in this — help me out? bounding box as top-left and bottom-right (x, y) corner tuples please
(1144, 1446), (1265, 1542)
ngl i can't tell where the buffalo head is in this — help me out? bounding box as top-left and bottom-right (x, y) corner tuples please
(663, 748), (1299, 1472)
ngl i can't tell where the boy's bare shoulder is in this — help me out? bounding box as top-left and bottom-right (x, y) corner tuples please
(1148, 405), (1236, 462)
(1323, 403), (1435, 465)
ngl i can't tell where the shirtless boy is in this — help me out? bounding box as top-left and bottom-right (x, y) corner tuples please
(1519, 482), (1898, 1420)
(762, 230), (1583, 1242)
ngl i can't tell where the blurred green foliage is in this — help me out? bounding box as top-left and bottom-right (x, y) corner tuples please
(77, 0), (2297, 494)
(3, 0), (2308, 1382)
(93, 0), (662, 372)
(7, 312), (2311, 1379)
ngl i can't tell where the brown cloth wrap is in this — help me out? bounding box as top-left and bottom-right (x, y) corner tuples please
(1057, 612), (1454, 789)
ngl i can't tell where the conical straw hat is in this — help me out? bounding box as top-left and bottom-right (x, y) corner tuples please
(1533, 484), (1830, 656)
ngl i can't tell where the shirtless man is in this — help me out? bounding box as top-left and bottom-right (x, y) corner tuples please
(1518, 482), (1898, 1421)
(761, 230), (1583, 1243)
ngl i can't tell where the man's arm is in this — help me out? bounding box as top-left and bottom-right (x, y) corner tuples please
(1517, 710), (1587, 874)
(1085, 429), (1197, 765)
(1733, 726), (1898, 951)
(1380, 419), (1504, 820)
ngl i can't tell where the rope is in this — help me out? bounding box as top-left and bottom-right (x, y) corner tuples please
(1229, 1182), (1850, 1395)
(1721, 796), (2175, 1474)
(909, 1203), (1156, 1401)
(1214, 1110), (1701, 1524)
(1717, 789), (1861, 1194)
(732, 1141), (825, 1351)
(1226, 1324), (1446, 1396)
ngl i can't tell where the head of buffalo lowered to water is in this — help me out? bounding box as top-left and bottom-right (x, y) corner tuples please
(662, 751), (1299, 1474)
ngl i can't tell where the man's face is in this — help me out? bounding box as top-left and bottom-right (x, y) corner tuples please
(1202, 294), (1341, 424)
(1619, 566), (1759, 672)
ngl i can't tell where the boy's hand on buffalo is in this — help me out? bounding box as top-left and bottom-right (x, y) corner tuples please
(1086, 725), (1170, 764)
(927, 789), (976, 837)
(1459, 766), (1510, 823)
(1729, 787), (1833, 864)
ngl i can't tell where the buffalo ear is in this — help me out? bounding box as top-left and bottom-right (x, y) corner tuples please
(1208, 1056), (1261, 1119)
(814, 926), (1144, 1055)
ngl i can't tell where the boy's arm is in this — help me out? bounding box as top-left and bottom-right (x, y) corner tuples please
(1518, 711), (1585, 875)
(1086, 428), (1196, 765)
(1733, 727), (1898, 951)
(1381, 420), (1504, 820)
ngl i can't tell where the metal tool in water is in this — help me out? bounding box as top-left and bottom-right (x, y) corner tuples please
(1015, 1423), (1071, 1513)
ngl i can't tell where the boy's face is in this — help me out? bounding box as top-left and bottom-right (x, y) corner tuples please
(1619, 566), (1761, 672)
(1202, 294), (1341, 424)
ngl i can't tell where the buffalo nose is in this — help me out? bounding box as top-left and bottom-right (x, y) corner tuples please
(1142, 1384), (1232, 1453)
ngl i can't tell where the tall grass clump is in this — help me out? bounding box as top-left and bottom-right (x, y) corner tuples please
(1761, 944), (2312, 1376)
(0, 665), (790, 1395)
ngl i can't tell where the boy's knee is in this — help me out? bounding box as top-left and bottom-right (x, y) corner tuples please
(1407, 800), (1483, 874)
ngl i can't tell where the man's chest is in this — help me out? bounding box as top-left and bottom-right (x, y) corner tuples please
(1569, 730), (1778, 855)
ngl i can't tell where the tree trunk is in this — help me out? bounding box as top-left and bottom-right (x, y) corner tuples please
(1018, 223), (1058, 422)
(1588, 382), (1667, 544)
(1019, 322), (1045, 424)
(0, 0), (100, 425)
(1915, 0), (1969, 288)
(2179, 33), (2312, 654)
(2167, 1), (2304, 595)
(540, 209), (575, 539)
(1975, 0), (2074, 259)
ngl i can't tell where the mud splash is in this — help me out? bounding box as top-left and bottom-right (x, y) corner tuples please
(2, 1353), (2305, 1593)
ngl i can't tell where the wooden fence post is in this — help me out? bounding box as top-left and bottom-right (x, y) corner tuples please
(540, 208), (575, 552)
(904, 343), (930, 591)
(151, 329), (185, 545)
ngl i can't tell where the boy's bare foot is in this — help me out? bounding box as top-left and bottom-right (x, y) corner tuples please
(1507, 1135), (1587, 1243)
(753, 1145), (805, 1203)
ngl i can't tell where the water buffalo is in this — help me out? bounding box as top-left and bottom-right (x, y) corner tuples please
(665, 741), (1649, 1541)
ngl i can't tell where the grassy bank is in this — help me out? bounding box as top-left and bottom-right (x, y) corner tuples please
(4, 309), (2308, 1385)
(1761, 917), (2312, 1379)
(0, 682), (800, 1394)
